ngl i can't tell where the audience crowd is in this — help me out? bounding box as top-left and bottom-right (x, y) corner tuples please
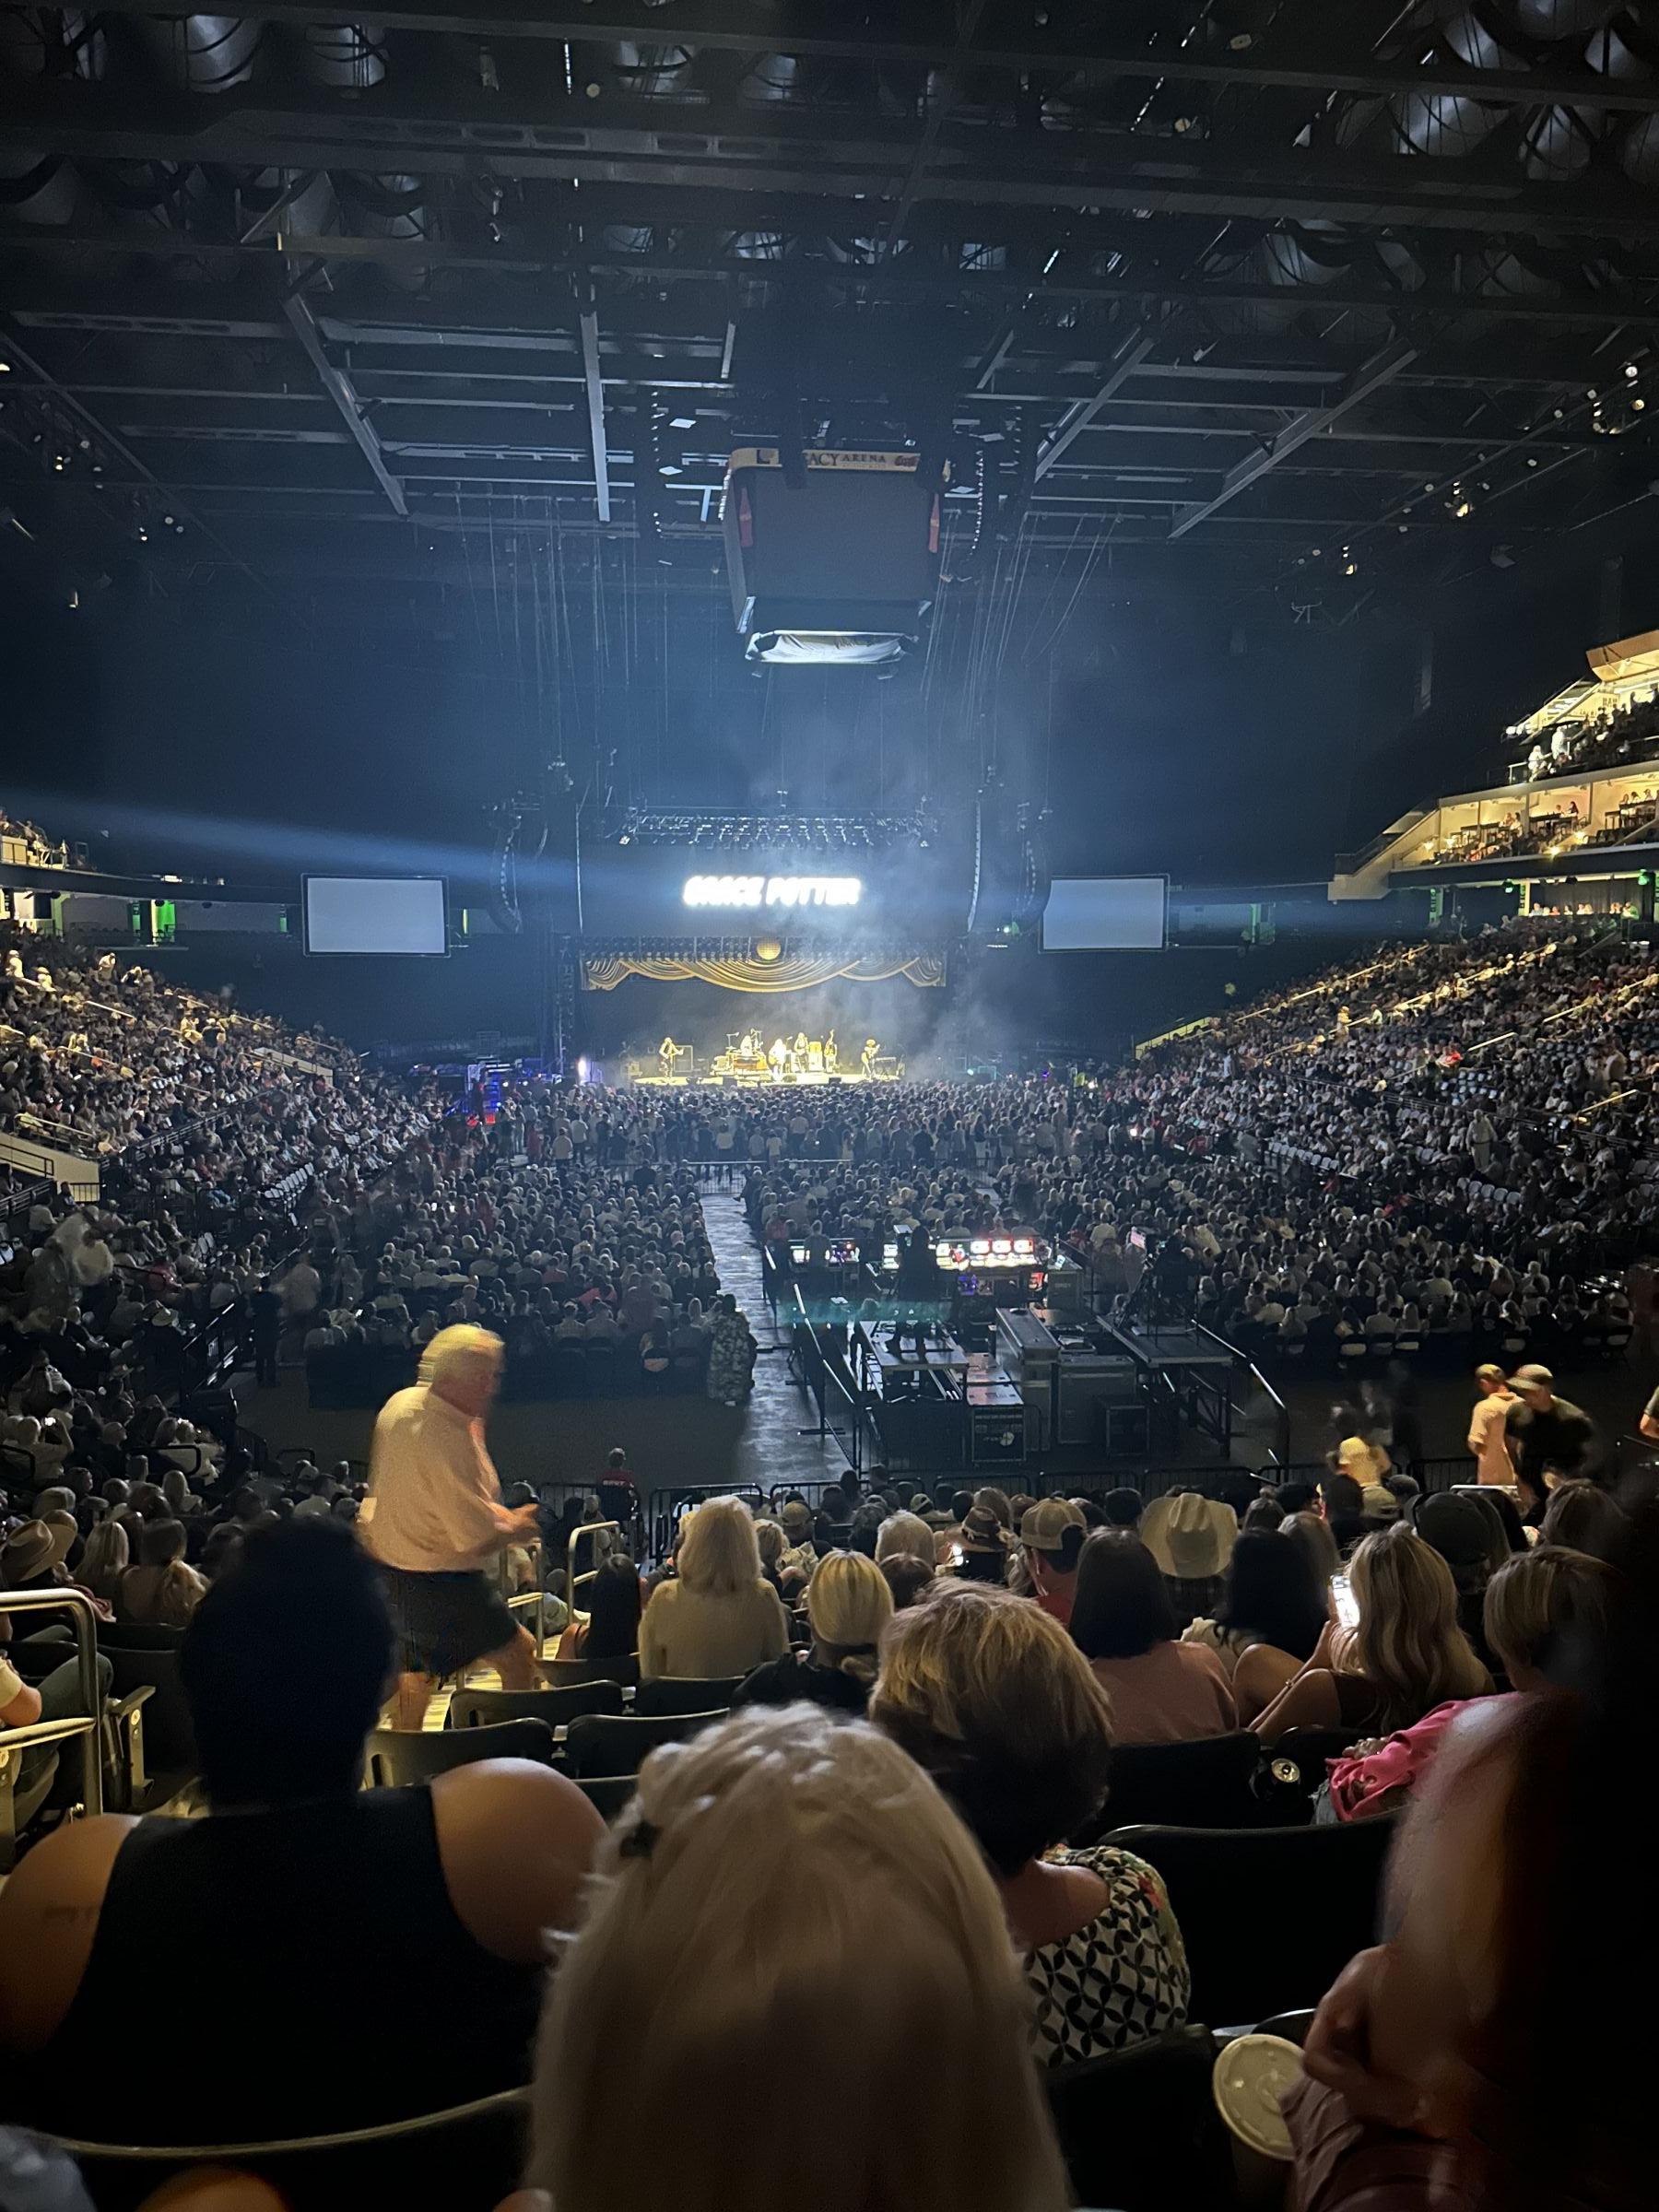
(3, 1454), (1650, 2212)
(8, 868), (1659, 2206)
(1515, 686), (1659, 783)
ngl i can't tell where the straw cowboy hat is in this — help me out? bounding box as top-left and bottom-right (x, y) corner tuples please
(1140, 1491), (1239, 1581)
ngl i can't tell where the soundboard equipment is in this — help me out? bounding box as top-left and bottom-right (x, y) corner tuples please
(787, 1238), (864, 1270)
(880, 1230), (1058, 1311)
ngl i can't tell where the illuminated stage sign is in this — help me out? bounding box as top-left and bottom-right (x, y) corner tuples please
(682, 875), (863, 909)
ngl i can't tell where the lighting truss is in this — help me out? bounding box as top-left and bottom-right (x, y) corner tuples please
(612, 809), (934, 850)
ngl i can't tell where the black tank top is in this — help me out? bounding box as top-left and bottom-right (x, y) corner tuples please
(20, 1788), (544, 2144)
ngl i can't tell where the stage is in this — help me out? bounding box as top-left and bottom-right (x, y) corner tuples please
(627, 1063), (905, 1088)
(624, 1033), (904, 1086)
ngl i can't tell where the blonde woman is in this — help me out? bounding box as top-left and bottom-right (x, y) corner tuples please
(639, 1495), (790, 1680)
(1253, 1520), (1492, 1743)
(76, 1515), (129, 1606)
(752, 1516), (788, 1593)
(524, 1705), (1072, 2212)
(871, 1582), (1189, 2068)
(733, 1551), (893, 1713)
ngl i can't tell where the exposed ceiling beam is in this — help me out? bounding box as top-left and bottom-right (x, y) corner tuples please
(579, 300), (613, 523)
(0, 321), (271, 594)
(9, 229), (1659, 338)
(1034, 328), (1160, 480)
(57, 0), (1659, 112)
(7, 94), (1659, 238)
(877, 0), (992, 263)
(1169, 338), (1421, 540)
(281, 289), (408, 514)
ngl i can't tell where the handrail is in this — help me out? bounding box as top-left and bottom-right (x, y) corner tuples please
(41, 2085), (529, 2161)
(788, 1283), (865, 1475)
(0, 1586), (102, 1819)
(1195, 1319), (1292, 1467)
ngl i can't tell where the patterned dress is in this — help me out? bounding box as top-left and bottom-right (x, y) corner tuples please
(1023, 1844), (1191, 2067)
(705, 1311), (753, 1402)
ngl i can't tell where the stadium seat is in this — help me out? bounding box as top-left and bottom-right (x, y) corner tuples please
(364, 1717), (555, 1786)
(576, 1774), (637, 1820)
(538, 1652), (641, 1688)
(1108, 1818), (1394, 2024)
(1265, 1727), (1364, 1807)
(633, 1674), (744, 1717)
(41, 2083), (527, 2212)
(1043, 2029), (1231, 2212)
(448, 1681), (625, 1728)
(98, 1636), (196, 1779)
(1072, 1733), (1266, 1837)
(1, 1739), (59, 1872)
(563, 1708), (728, 1778)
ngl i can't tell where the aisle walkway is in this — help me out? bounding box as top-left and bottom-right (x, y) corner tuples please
(700, 1189), (845, 1491)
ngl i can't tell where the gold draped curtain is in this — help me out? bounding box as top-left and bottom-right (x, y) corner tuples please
(582, 952), (946, 993)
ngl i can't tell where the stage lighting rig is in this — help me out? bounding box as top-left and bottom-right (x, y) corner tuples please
(610, 809), (930, 851)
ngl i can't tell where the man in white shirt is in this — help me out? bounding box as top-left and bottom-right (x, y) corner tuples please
(361, 1325), (542, 1725)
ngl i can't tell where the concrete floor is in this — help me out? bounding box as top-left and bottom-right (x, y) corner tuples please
(235, 1191), (1659, 1502)
(237, 1191), (847, 1503)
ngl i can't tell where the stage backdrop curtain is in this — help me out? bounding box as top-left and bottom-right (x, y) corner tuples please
(582, 952), (946, 992)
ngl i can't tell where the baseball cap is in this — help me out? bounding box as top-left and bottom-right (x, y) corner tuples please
(1018, 1498), (1086, 1554)
(1509, 1363), (1554, 1391)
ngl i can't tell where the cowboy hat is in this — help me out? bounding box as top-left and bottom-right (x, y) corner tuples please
(1, 1515), (70, 1583)
(1140, 1490), (1239, 1581)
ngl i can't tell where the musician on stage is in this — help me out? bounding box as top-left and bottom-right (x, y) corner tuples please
(361, 1324), (542, 1726)
(769, 1036), (789, 1080)
(824, 1030), (838, 1074)
(793, 1030), (809, 1072)
(861, 1037), (879, 1078)
(658, 1035), (686, 1079)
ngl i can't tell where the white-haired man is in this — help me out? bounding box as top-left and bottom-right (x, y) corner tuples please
(362, 1324), (542, 1724)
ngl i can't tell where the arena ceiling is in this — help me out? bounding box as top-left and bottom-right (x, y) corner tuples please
(8, 0), (1659, 628)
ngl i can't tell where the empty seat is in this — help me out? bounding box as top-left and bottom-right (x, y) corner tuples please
(563, 1708), (727, 1779)
(448, 1682), (624, 1729)
(1073, 1734), (1265, 1840)
(99, 1639), (196, 1778)
(539, 1654), (640, 1691)
(364, 1718), (554, 1787)
(1044, 2029), (1231, 2212)
(633, 1675), (743, 1718)
(1108, 1819), (1394, 2026)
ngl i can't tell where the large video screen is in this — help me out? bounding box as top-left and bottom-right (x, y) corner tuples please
(302, 877), (447, 956)
(578, 841), (960, 940)
(1042, 877), (1168, 951)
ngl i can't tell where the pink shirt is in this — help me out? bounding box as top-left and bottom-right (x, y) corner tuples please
(1468, 1391), (1517, 1485)
(1088, 1641), (1239, 1746)
(361, 1385), (509, 1572)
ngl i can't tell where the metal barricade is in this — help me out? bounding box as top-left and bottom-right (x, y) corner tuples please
(497, 1534), (547, 1653)
(648, 1484), (765, 1568)
(0, 1587), (103, 1853)
(565, 1520), (621, 1620)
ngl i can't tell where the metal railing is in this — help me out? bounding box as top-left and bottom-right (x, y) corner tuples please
(787, 1284), (868, 1476)
(648, 1482), (766, 1565)
(0, 1587), (103, 1835)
